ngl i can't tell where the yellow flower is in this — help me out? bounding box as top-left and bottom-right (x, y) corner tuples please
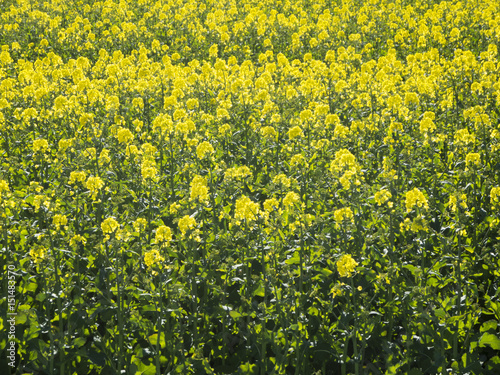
(69, 171), (87, 185)
(465, 152), (481, 168)
(455, 129), (475, 145)
(33, 195), (48, 211)
(330, 281), (344, 298)
(419, 111), (436, 135)
(491, 187), (500, 205)
(405, 188), (428, 212)
(375, 189), (392, 206)
(131, 97), (144, 110)
(105, 95), (120, 112)
(290, 154), (307, 168)
(178, 215), (197, 237)
(337, 254), (358, 278)
(33, 139), (49, 154)
(225, 166), (252, 181)
(86, 176), (105, 199)
(190, 175), (209, 203)
(404, 92), (419, 106)
(169, 202), (181, 214)
(53, 214), (68, 230)
(235, 195), (259, 223)
(196, 141), (214, 159)
(133, 218), (148, 233)
(339, 169), (359, 190)
(155, 225), (172, 243)
(141, 159), (158, 181)
(70, 235), (87, 247)
(0, 180), (10, 198)
(330, 149), (359, 174)
(299, 109), (313, 123)
(283, 192), (300, 208)
(288, 126), (303, 140)
(144, 249), (164, 270)
(219, 124), (231, 136)
(116, 127), (134, 144)
(263, 197), (279, 213)
(209, 44), (218, 58)
(273, 174), (291, 188)
(261, 126), (277, 139)
(334, 207), (354, 228)
(53, 95), (68, 111)
(334, 124), (349, 139)
(101, 217), (120, 235)
(30, 246), (46, 264)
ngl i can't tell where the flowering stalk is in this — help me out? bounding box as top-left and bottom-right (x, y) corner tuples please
(116, 245), (124, 374)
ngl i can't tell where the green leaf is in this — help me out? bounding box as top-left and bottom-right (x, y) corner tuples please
(320, 267), (333, 276)
(148, 333), (166, 348)
(239, 362), (257, 374)
(73, 337), (86, 348)
(253, 284), (265, 297)
(136, 361), (156, 375)
(229, 310), (242, 319)
(480, 320), (498, 333)
(285, 251), (300, 265)
(434, 308), (446, 319)
(479, 332), (500, 350)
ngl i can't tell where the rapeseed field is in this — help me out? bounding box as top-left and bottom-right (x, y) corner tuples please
(1, 0), (500, 373)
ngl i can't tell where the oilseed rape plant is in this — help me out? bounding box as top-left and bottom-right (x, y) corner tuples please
(1, 0), (500, 374)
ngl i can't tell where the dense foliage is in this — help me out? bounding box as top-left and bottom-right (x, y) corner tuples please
(1, 0), (500, 374)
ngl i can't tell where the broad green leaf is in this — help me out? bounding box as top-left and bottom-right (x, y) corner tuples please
(479, 332), (500, 350)
(229, 310), (242, 319)
(253, 284), (265, 297)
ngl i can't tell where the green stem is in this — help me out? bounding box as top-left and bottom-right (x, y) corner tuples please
(350, 278), (359, 375)
(116, 246), (124, 374)
(156, 273), (163, 375)
(48, 224), (65, 375)
(190, 239), (198, 346)
(453, 233), (462, 362)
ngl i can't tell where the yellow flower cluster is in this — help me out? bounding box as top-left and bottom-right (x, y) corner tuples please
(86, 176), (104, 200)
(29, 246), (46, 264)
(69, 171), (87, 186)
(52, 214), (68, 230)
(32, 139), (49, 154)
(190, 175), (209, 203)
(374, 189), (392, 207)
(273, 174), (292, 188)
(330, 149), (362, 190)
(141, 159), (158, 182)
(288, 126), (303, 140)
(283, 192), (300, 209)
(178, 215), (197, 237)
(116, 127), (134, 144)
(144, 249), (164, 272)
(334, 207), (354, 228)
(491, 187), (500, 206)
(155, 225), (172, 244)
(336, 254), (358, 278)
(133, 218), (148, 233)
(225, 166), (252, 181)
(0, 180), (10, 198)
(235, 195), (259, 224)
(196, 141), (214, 159)
(448, 193), (468, 213)
(419, 111), (436, 136)
(101, 217), (120, 235)
(405, 188), (429, 213)
(465, 152), (481, 169)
